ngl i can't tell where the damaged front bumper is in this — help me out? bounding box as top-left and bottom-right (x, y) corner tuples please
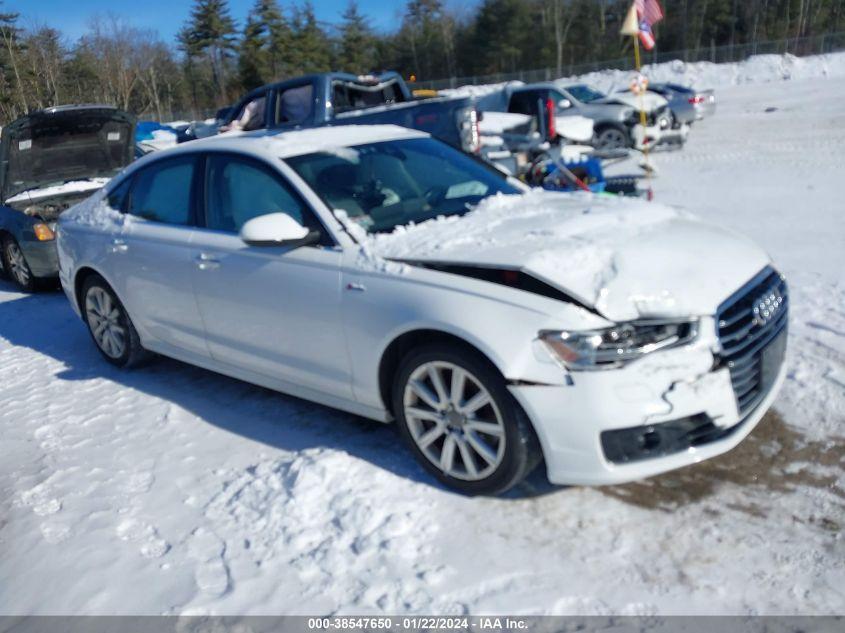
(509, 316), (787, 486)
(632, 122), (689, 150)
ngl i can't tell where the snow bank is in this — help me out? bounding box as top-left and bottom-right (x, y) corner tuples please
(569, 51), (845, 93)
(441, 51), (845, 99)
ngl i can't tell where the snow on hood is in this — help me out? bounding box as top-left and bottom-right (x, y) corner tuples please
(600, 91), (667, 112)
(366, 190), (771, 322)
(4, 177), (111, 205)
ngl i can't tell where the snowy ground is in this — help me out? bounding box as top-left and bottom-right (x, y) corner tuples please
(1, 69), (844, 616)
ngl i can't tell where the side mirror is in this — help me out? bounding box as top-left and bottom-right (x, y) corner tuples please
(240, 213), (320, 248)
(558, 99), (572, 110)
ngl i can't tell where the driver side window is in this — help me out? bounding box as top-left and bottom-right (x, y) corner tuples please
(204, 154), (314, 234)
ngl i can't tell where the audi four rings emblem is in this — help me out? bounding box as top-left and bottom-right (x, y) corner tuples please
(752, 288), (784, 327)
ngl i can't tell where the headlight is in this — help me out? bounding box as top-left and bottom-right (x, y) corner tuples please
(33, 223), (56, 241)
(539, 320), (699, 371)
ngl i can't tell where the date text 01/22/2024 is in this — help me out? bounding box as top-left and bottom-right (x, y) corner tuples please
(306, 617), (529, 630)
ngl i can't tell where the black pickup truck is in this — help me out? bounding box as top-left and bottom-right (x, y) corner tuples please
(220, 72), (481, 154)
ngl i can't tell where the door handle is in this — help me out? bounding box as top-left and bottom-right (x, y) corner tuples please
(195, 253), (221, 270)
(110, 239), (128, 254)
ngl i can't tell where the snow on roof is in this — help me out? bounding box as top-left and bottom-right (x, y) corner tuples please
(197, 124), (429, 159)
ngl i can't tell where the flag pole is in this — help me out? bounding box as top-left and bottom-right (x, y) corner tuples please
(632, 35), (654, 201)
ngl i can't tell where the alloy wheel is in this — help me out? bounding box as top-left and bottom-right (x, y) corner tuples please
(85, 287), (127, 359)
(6, 241), (31, 286)
(403, 361), (506, 481)
(597, 128), (628, 150)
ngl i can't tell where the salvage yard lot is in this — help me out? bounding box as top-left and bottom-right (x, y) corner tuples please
(1, 73), (844, 615)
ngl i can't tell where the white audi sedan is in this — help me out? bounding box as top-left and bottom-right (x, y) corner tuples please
(56, 125), (787, 495)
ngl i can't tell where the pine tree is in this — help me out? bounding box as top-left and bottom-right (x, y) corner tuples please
(239, 4), (268, 90)
(338, 1), (376, 73)
(182, 0), (238, 103)
(291, 1), (330, 74)
(257, 0), (292, 80)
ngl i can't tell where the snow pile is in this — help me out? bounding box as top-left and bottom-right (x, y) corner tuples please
(441, 51), (845, 99)
(569, 51), (845, 93)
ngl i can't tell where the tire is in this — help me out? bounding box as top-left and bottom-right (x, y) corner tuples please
(2, 237), (37, 292)
(392, 342), (541, 496)
(81, 274), (149, 368)
(593, 125), (630, 151)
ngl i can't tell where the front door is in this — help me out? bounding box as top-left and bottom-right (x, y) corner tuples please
(190, 153), (352, 399)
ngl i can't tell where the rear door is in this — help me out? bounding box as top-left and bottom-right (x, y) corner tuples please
(189, 152), (352, 399)
(111, 155), (208, 357)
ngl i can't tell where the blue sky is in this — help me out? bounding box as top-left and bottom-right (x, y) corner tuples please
(6, 0), (479, 43)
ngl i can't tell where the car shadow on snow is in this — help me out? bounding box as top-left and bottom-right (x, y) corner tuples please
(1, 284), (839, 507)
(0, 285), (442, 486)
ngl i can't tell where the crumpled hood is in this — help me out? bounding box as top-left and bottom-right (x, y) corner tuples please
(599, 91), (667, 113)
(368, 190), (771, 322)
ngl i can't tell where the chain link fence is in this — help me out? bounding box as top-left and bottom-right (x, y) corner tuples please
(412, 31), (845, 91)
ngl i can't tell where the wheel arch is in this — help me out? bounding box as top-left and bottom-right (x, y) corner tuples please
(377, 328), (506, 418)
(72, 266), (119, 317)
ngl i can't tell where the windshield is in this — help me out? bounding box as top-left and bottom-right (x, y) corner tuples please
(565, 85), (606, 103)
(286, 137), (519, 234)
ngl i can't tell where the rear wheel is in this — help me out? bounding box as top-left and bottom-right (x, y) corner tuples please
(81, 275), (149, 367)
(2, 237), (36, 292)
(392, 343), (541, 495)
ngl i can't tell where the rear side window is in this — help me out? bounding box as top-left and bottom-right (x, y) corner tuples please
(275, 84), (314, 125)
(204, 154), (317, 234)
(128, 157), (196, 225)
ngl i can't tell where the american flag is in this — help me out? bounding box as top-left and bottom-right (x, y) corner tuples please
(634, 0), (664, 50)
(635, 0), (665, 25)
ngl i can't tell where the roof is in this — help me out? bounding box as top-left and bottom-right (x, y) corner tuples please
(190, 124), (430, 159)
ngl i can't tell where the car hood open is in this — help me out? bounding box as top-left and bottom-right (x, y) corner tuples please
(368, 190), (771, 322)
(0, 105), (135, 203)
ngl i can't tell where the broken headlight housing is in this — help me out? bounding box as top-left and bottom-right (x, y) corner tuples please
(539, 320), (699, 371)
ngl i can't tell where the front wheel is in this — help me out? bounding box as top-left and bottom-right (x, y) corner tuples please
(81, 275), (149, 367)
(392, 343), (541, 495)
(594, 125), (630, 150)
(2, 237), (37, 292)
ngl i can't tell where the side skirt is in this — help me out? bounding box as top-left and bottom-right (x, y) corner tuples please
(142, 340), (391, 424)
